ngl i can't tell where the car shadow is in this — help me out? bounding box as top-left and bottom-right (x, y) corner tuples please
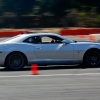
(0, 65), (99, 72)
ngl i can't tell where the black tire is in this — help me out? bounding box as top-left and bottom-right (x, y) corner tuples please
(84, 50), (100, 67)
(5, 52), (25, 70)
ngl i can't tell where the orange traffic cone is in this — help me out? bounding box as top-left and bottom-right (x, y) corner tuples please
(31, 64), (38, 75)
(88, 34), (95, 41)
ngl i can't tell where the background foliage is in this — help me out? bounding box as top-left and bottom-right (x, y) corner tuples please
(0, 0), (100, 28)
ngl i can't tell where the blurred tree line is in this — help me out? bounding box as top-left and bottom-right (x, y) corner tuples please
(0, 0), (100, 28)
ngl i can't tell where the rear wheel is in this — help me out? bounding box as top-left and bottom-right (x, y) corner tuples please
(84, 50), (100, 67)
(5, 52), (25, 70)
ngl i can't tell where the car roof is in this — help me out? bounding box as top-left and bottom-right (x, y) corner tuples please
(21, 32), (61, 37)
(20, 33), (73, 42)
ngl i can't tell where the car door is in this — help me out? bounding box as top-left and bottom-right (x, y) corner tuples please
(34, 35), (74, 64)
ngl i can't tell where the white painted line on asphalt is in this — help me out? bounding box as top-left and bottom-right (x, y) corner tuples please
(0, 73), (100, 78)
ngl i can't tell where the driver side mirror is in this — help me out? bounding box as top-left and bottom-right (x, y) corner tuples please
(61, 40), (69, 44)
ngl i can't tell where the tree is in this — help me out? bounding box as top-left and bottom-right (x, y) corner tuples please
(2, 0), (36, 15)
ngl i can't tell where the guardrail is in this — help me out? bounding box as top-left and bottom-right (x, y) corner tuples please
(59, 28), (100, 35)
(0, 29), (28, 37)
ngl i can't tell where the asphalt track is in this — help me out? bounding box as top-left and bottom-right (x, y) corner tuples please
(0, 66), (100, 100)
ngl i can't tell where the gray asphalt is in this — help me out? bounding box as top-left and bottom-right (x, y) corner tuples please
(0, 66), (100, 100)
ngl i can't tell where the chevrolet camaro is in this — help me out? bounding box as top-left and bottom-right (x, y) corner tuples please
(0, 33), (100, 70)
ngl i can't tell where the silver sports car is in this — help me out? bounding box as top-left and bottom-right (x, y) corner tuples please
(0, 33), (100, 70)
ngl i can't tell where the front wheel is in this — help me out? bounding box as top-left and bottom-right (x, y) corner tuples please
(84, 50), (100, 67)
(5, 53), (25, 70)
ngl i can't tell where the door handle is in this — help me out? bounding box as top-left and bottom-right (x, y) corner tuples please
(36, 46), (42, 49)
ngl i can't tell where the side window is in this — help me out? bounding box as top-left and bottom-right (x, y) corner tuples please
(23, 36), (42, 44)
(23, 35), (63, 44)
(41, 37), (51, 43)
(23, 37), (35, 43)
(40, 36), (63, 44)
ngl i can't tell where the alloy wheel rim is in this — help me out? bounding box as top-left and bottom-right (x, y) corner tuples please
(87, 51), (100, 66)
(10, 55), (22, 68)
